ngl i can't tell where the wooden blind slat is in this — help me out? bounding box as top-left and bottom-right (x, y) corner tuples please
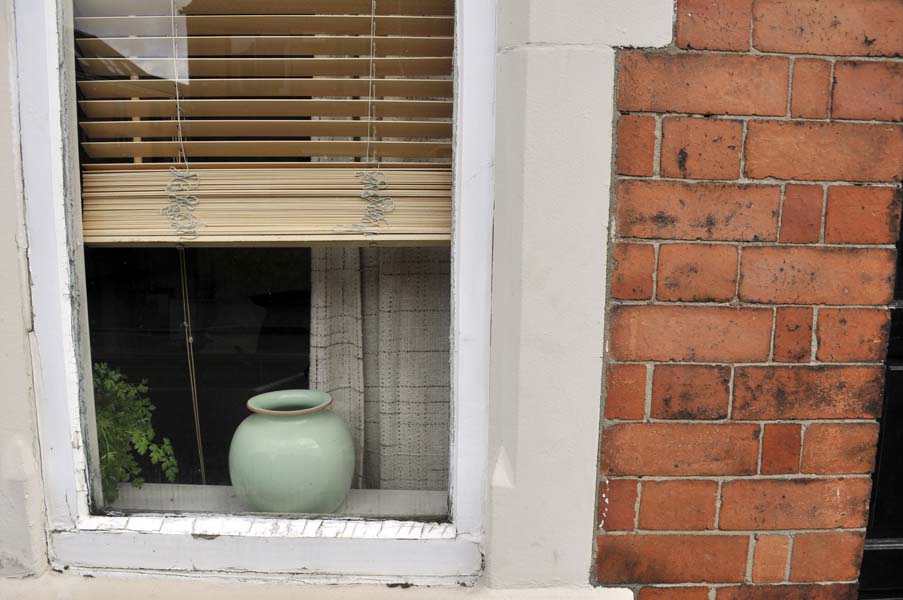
(74, 15), (454, 37)
(79, 98), (452, 119)
(77, 57), (452, 78)
(79, 119), (452, 140)
(74, 0), (454, 17)
(77, 78), (453, 100)
(81, 140), (452, 159)
(77, 36), (453, 58)
(82, 161), (442, 171)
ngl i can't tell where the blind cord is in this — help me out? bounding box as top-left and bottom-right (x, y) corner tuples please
(170, 0), (206, 486)
(364, 0), (378, 169)
(354, 0), (393, 233)
(162, 0), (202, 239)
(178, 246), (207, 485)
(170, 0), (190, 171)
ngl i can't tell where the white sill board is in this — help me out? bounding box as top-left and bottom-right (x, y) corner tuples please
(110, 483), (449, 519)
(2, 573), (634, 598)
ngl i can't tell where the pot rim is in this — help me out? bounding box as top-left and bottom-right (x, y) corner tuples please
(246, 389), (333, 416)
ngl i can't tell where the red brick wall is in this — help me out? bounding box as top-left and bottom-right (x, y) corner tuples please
(597, 1), (903, 597)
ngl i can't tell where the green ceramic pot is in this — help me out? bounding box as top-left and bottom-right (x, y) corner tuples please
(228, 389), (354, 514)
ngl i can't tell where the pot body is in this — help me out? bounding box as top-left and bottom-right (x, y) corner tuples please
(229, 393), (354, 514)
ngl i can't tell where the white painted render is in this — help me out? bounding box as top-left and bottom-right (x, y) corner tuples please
(3, 573), (635, 600)
(0, 0), (674, 595)
(0, 0), (45, 577)
(486, 0), (671, 588)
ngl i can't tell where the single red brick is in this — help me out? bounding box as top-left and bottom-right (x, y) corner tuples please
(739, 246), (895, 305)
(745, 121), (903, 182)
(834, 61), (903, 121)
(596, 534), (749, 584)
(639, 588), (709, 600)
(651, 364), (731, 420)
(597, 478), (638, 531)
(617, 180), (780, 242)
(825, 186), (902, 245)
(676, 0), (753, 51)
(605, 363), (648, 421)
(609, 305), (773, 362)
(816, 309), (891, 363)
(618, 52), (789, 116)
(611, 243), (655, 300)
(719, 478), (871, 530)
(638, 480), (718, 530)
(657, 243), (738, 302)
(661, 117), (743, 180)
(761, 423), (802, 475)
(733, 366), (884, 419)
(717, 585), (857, 600)
(601, 423), (760, 476)
(617, 115), (657, 177)
(779, 185), (823, 244)
(790, 531), (865, 582)
(801, 422), (880, 475)
(774, 307), (813, 363)
(753, 0), (903, 57)
(752, 534), (790, 584)
(791, 59), (832, 119)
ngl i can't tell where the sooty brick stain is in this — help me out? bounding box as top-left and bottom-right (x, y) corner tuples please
(677, 148), (689, 175)
(773, 385), (791, 414)
(863, 35), (877, 46)
(790, 349), (809, 361)
(651, 211), (678, 228)
(671, 409), (699, 419)
(690, 214), (718, 236)
(862, 388), (884, 417)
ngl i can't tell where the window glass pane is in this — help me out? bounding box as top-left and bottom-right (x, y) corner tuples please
(85, 246), (451, 519)
(86, 247), (312, 487)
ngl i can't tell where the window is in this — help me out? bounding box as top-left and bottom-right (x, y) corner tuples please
(20, 0), (493, 581)
(73, 0), (456, 519)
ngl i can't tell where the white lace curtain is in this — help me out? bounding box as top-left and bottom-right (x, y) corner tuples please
(309, 247), (450, 491)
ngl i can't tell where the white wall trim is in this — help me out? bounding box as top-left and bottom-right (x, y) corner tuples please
(4, 573), (635, 599)
(485, 0), (672, 588)
(449, 0), (496, 542)
(15, 0), (86, 532)
(20, 0), (495, 583)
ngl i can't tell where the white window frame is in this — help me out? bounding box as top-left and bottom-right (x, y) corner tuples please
(20, 0), (495, 583)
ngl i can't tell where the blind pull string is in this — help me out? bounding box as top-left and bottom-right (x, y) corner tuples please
(162, 0), (202, 240)
(356, 0), (394, 231)
(364, 0), (377, 169)
(170, 0), (190, 172)
(170, 0), (206, 486)
(178, 246), (207, 485)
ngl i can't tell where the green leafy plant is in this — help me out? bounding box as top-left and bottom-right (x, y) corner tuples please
(93, 363), (178, 503)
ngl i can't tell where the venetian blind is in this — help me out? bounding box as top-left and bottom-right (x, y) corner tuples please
(74, 0), (454, 246)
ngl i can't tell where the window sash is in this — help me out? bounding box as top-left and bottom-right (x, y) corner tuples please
(20, 0), (493, 580)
